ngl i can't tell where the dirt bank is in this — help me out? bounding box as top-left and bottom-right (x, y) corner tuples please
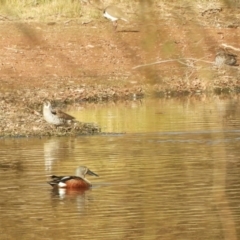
(0, 3), (240, 137)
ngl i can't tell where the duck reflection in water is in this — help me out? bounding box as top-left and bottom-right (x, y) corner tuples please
(51, 186), (88, 201)
(48, 166), (99, 191)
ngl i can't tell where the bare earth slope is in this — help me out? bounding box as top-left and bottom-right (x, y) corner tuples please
(0, 4), (240, 137)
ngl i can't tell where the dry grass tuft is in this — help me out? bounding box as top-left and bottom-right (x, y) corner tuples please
(0, 0), (83, 20)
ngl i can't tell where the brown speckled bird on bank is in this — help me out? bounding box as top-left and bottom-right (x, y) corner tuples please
(43, 101), (75, 126)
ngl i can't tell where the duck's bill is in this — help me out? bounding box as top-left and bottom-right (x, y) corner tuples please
(87, 169), (99, 177)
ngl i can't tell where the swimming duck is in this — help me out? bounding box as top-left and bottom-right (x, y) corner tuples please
(48, 166), (98, 189)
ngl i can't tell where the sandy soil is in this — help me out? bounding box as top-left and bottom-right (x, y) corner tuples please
(0, 5), (240, 137)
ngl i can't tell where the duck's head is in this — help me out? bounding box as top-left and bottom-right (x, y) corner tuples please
(75, 166), (98, 186)
(76, 166), (99, 178)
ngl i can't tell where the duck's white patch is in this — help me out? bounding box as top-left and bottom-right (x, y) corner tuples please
(58, 182), (67, 188)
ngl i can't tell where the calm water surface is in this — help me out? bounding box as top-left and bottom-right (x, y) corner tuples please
(1, 97), (240, 240)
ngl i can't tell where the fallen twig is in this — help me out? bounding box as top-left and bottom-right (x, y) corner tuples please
(221, 43), (240, 52)
(132, 58), (213, 69)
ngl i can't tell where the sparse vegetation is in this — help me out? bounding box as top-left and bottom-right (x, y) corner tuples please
(0, 0), (83, 20)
